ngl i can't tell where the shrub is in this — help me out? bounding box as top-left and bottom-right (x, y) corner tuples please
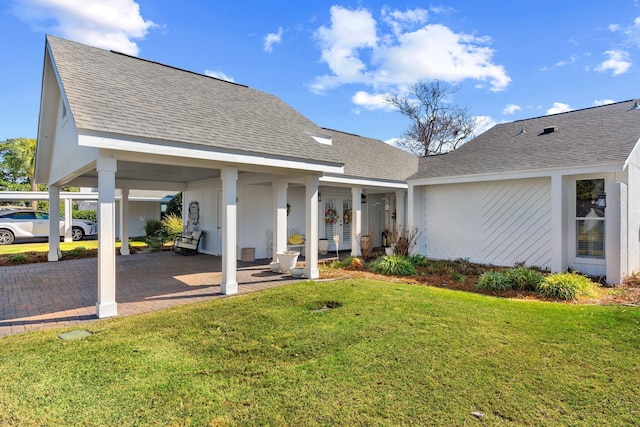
(537, 272), (598, 300)
(409, 253), (429, 267)
(392, 226), (422, 257)
(476, 271), (511, 291)
(369, 255), (417, 276)
(327, 256), (355, 269)
(73, 210), (97, 222)
(8, 254), (28, 264)
(162, 214), (183, 241)
(504, 266), (544, 291)
(65, 247), (88, 257)
(143, 218), (164, 240)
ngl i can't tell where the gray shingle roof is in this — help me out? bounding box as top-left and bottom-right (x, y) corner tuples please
(46, 36), (342, 167)
(322, 128), (419, 182)
(410, 100), (640, 180)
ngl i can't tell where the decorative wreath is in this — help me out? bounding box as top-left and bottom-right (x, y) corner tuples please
(343, 208), (352, 225)
(324, 207), (339, 224)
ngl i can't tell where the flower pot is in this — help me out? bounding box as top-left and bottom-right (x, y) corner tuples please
(385, 246), (395, 256)
(290, 267), (305, 278)
(269, 261), (281, 273)
(148, 236), (164, 252)
(360, 236), (371, 252)
(276, 251), (299, 273)
(318, 239), (329, 255)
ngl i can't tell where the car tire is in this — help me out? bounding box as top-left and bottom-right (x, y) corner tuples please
(71, 227), (85, 241)
(0, 229), (15, 245)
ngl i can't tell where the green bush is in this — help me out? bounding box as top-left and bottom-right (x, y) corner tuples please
(8, 254), (28, 264)
(73, 210), (97, 222)
(504, 266), (544, 291)
(143, 218), (164, 240)
(537, 272), (598, 300)
(327, 256), (355, 269)
(64, 247), (88, 257)
(368, 255), (417, 276)
(162, 214), (183, 241)
(476, 271), (512, 291)
(409, 253), (429, 267)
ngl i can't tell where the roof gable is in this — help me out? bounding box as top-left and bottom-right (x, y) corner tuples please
(322, 128), (418, 181)
(410, 100), (640, 180)
(45, 35), (342, 167)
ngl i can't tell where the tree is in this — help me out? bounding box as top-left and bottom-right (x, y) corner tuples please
(0, 137), (38, 206)
(386, 81), (476, 156)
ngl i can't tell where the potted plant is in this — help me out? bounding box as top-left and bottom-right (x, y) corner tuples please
(144, 218), (165, 252)
(318, 238), (329, 254)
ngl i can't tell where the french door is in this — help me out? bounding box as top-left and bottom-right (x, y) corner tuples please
(323, 197), (352, 251)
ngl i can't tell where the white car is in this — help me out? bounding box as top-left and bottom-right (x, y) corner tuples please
(0, 209), (97, 245)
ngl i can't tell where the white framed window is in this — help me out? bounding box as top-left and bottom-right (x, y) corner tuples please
(575, 179), (605, 259)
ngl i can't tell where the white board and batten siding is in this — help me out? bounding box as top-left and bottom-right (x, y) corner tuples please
(424, 177), (553, 269)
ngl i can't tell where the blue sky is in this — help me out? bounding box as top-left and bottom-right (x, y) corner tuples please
(1, 0), (640, 145)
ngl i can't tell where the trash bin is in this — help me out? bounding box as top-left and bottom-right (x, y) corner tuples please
(241, 247), (255, 262)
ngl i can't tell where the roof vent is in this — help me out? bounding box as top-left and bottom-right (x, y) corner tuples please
(543, 126), (557, 134)
(517, 126), (526, 135)
(632, 100), (639, 110)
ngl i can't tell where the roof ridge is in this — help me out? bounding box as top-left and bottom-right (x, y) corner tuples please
(321, 127), (361, 137)
(511, 98), (637, 125)
(109, 50), (249, 88)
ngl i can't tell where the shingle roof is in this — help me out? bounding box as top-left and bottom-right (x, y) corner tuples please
(46, 36), (342, 167)
(410, 100), (640, 180)
(322, 128), (419, 182)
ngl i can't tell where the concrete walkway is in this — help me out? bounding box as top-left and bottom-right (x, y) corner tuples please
(0, 251), (302, 338)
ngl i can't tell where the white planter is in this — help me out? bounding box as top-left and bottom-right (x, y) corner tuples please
(276, 251), (299, 273)
(290, 267), (305, 278)
(385, 246), (395, 256)
(318, 239), (329, 255)
(269, 261), (281, 273)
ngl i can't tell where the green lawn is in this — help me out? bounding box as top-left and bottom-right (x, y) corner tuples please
(0, 279), (638, 425)
(0, 239), (148, 255)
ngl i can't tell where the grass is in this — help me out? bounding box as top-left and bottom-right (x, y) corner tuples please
(0, 239), (149, 256)
(0, 279), (639, 425)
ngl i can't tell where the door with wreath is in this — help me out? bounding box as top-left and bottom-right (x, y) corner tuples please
(322, 198), (352, 252)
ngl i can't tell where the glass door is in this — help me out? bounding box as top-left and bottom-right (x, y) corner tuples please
(323, 197), (352, 251)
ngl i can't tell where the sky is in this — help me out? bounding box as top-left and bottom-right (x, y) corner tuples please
(1, 0), (640, 146)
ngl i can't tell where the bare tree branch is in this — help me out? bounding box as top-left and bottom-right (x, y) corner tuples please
(386, 81), (476, 156)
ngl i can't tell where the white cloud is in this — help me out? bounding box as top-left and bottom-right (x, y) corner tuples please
(384, 137), (401, 147)
(473, 115), (496, 136)
(595, 50), (632, 75)
(625, 16), (640, 47)
(12, 0), (155, 56)
(503, 104), (521, 115)
(593, 99), (615, 106)
(311, 6), (510, 95)
(264, 27), (283, 53)
(546, 102), (572, 115)
(351, 91), (395, 111)
(205, 69), (235, 83)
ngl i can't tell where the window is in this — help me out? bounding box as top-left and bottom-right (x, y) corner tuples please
(576, 179), (605, 258)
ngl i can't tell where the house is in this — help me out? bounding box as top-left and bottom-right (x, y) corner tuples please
(35, 36), (416, 318)
(407, 100), (640, 284)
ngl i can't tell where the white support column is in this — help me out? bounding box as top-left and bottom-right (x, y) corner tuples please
(550, 174), (566, 272)
(304, 175), (320, 279)
(63, 197), (73, 242)
(120, 188), (130, 255)
(221, 167), (238, 294)
(96, 157), (118, 318)
(351, 185), (362, 256)
(605, 182), (628, 284)
(48, 185), (60, 261)
(408, 183), (426, 255)
(395, 190), (405, 232)
(273, 180), (288, 257)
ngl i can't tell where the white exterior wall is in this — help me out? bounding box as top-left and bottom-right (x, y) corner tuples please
(184, 180), (309, 259)
(115, 201), (161, 239)
(625, 154), (640, 275)
(424, 178), (553, 268)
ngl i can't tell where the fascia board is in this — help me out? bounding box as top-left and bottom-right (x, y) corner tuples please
(320, 175), (408, 189)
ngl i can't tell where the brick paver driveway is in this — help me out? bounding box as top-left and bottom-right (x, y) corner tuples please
(0, 251), (300, 337)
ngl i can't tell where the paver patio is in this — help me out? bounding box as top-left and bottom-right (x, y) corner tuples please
(0, 251), (303, 338)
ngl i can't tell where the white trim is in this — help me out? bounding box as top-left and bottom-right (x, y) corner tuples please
(78, 133), (344, 174)
(409, 162), (624, 186)
(320, 175), (408, 189)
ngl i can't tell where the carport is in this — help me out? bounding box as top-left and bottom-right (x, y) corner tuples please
(35, 36), (343, 318)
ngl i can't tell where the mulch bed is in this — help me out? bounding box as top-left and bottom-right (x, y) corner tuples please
(320, 266), (640, 306)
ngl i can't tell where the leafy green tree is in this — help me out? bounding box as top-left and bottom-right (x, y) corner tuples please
(0, 138), (38, 207)
(165, 192), (182, 217)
